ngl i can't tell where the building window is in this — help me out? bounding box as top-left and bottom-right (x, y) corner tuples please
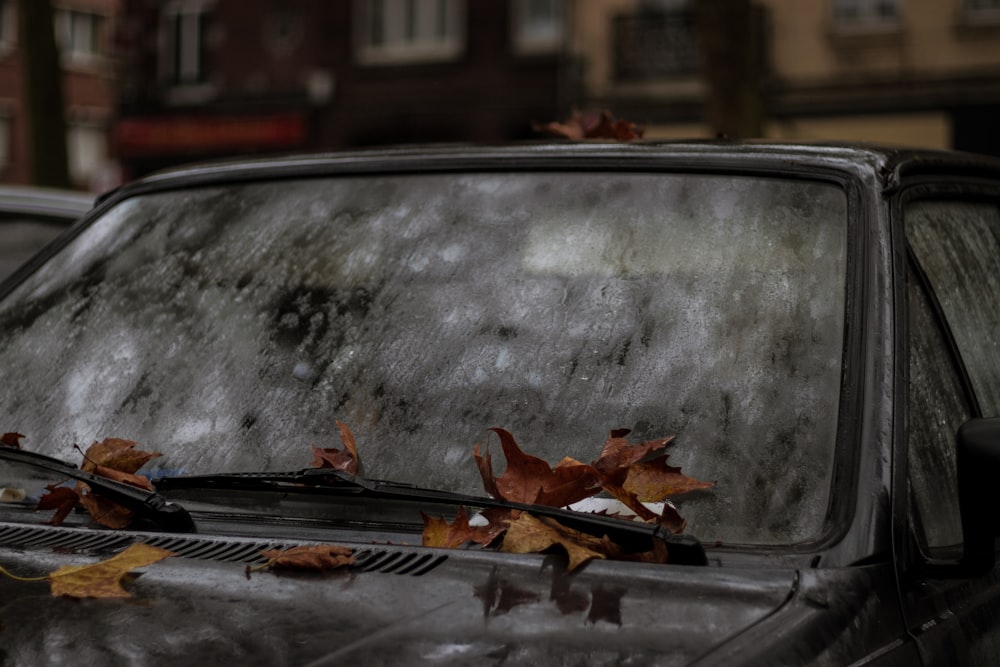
(832, 0), (900, 24)
(355, 0), (464, 65)
(162, 2), (212, 87)
(512, 0), (565, 54)
(55, 9), (107, 66)
(68, 122), (106, 187)
(0, 0), (16, 52)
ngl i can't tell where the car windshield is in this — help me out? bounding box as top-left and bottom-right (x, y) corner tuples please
(0, 171), (847, 545)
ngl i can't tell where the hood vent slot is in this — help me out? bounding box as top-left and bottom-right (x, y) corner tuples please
(1, 523), (447, 576)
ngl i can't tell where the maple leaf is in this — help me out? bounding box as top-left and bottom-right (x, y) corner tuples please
(249, 545), (355, 576)
(78, 438), (160, 474)
(534, 110), (645, 142)
(37, 439), (161, 529)
(0, 432), (24, 448)
(48, 543), (174, 599)
(622, 457), (714, 502)
(36, 484), (81, 526)
(592, 429), (675, 485)
(311, 420), (360, 474)
(502, 513), (607, 572)
(421, 506), (505, 548)
(474, 428), (598, 508)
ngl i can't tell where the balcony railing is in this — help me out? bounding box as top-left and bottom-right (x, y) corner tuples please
(613, 11), (701, 82)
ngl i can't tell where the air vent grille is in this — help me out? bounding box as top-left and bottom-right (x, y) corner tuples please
(0, 523), (447, 575)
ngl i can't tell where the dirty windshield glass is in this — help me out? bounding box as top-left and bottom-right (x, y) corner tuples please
(0, 172), (847, 544)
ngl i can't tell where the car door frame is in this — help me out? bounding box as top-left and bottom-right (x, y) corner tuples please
(890, 171), (1000, 665)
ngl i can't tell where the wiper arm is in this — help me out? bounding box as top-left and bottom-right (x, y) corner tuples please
(155, 468), (707, 565)
(0, 446), (195, 533)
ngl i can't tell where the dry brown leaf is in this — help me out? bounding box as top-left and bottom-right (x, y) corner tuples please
(311, 420), (360, 473)
(0, 432), (24, 448)
(475, 428), (598, 508)
(36, 485), (81, 526)
(502, 513), (607, 572)
(255, 544), (356, 573)
(421, 506), (505, 548)
(79, 438), (160, 474)
(48, 543), (174, 599)
(534, 110), (645, 142)
(623, 458), (714, 502)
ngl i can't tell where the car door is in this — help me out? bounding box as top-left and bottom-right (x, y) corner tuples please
(896, 184), (1000, 665)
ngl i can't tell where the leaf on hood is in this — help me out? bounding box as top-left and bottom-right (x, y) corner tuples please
(311, 420), (360, 474)
(421, 506), (505, 548)
(250, 545), (355, 575)
(79, 438), (160, 475)
(0, 432), (24, 448)
(48, 543), (175, 599)
(474, 428), (598, 508)
(502, 513), (607, 572)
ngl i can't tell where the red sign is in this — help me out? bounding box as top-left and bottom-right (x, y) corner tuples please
(116, 113), (308, 157)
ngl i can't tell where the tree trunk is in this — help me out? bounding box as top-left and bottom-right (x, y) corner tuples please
(20, 0), (71, 188)
(694, 0), (767, 139)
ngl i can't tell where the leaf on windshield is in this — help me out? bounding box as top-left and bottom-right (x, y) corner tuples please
(36, 484), (81, 525)
(421, 506), (505, 548)
(311, 420), (360, 474)
(0, 432), (24, 448)
(533, 110), (645, 142)
(247, 545), (355, 577)
(502, 513), (608, 572)
(48, 543), (175, 599)
(474, 427), (599, 508)
(79, 437), (160, 474)
(36, 438), (160, 529)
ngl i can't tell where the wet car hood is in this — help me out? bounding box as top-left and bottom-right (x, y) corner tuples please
(0, 536), (797, 666)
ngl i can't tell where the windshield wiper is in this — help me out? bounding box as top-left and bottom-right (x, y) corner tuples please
(0, 446), (195, 533)
(154, 468), (707, 565)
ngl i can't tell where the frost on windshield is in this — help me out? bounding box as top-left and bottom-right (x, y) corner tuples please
(0, 172), (846, 545)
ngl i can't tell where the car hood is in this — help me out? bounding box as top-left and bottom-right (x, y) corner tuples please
(0, 535), (797, 667)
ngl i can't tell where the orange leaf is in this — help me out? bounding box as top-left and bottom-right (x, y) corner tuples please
(623, 458), (714, 502)
(593, 429), (675, 484)
(502, 513), (606, 572)
(48, 543), (174, 599)
(257, 545), (355, 572)
(0, 432), (24, 448)
(478, 428), (598, 508)
(79, 438), (160, 474)
(36, 485), (81, 526)
(421, 506), (505, 548)
(534, 110), (645, 142)
(311, 420), (360, 473)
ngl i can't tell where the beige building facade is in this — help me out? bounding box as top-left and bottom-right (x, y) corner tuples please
(570, 0), (1000, 154)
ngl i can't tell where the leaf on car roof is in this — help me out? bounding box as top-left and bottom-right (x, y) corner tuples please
(533, 110), (645, 142)
(310, 419), (360, 474)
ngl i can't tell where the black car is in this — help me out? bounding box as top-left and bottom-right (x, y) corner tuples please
(2, 142), (1000, 665)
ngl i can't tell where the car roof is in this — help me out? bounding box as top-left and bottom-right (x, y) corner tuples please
(0, 185), (94, 220)
(103, 140), (1000, 203)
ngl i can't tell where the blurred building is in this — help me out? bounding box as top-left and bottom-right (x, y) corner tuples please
(574, 0), (1000, 155)
(113, 0), (571, 179)
(0, 0), (120, 190)
(111, 0), (1000, 180)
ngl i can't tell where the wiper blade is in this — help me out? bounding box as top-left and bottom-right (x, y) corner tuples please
(155, 468), (707, 565)
(0, 446), (195, 533)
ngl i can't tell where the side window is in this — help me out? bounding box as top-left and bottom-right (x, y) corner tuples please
(906, 261), (970, 555)
(906, 200), (1000, 415)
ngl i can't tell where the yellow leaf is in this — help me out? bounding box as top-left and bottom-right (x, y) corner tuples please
(48, 543), (175, 599)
